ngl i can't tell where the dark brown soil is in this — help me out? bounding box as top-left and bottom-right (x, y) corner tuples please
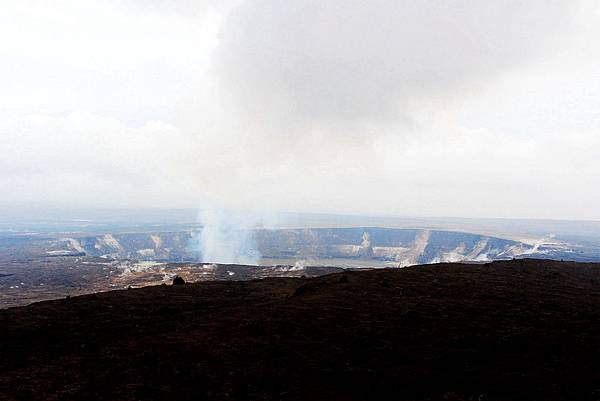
(1, 259), (599, 401)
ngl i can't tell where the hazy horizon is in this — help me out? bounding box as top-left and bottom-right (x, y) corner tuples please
(1, 201), (600, 223)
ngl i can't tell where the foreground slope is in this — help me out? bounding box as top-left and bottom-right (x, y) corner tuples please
(1, 259), (599, 400)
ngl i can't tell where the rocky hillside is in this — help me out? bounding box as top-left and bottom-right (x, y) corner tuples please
(1, 259), (599, 400)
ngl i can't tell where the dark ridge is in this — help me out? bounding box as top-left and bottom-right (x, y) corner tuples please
(1, 259), (599, 400)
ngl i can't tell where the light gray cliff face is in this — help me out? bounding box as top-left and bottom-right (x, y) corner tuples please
(50, 227), (586, 266)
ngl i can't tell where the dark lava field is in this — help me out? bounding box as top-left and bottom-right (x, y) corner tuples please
(1, 259), (599, 400)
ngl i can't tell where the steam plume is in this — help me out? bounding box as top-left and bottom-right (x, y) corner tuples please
(190, 208), (261, 265)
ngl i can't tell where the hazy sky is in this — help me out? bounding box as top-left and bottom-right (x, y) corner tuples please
(1, 0), (599, 220)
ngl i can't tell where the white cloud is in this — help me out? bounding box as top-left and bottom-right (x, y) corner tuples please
(1, 0), (600, 220)
(0, 1), (223, 122)
(214, 0), (577, 128)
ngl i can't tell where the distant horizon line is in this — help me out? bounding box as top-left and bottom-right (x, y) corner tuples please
(0, 202), (598, 224)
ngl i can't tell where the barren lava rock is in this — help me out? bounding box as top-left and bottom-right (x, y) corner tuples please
(0, 259), (599, 401)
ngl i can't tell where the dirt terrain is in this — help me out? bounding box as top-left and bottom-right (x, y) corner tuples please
(0, 255), (342, 308)
(1, 259), (599, 400)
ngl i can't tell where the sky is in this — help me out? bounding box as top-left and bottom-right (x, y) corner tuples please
(1, 0), (599, 220)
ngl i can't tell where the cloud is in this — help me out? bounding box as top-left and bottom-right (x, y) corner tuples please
(213, 0), (577, 131)
(0, 1), (222, 123)
(173, 0), (600, 218)
(1, 0), (600, 220)
(0, 112), (194, 207)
